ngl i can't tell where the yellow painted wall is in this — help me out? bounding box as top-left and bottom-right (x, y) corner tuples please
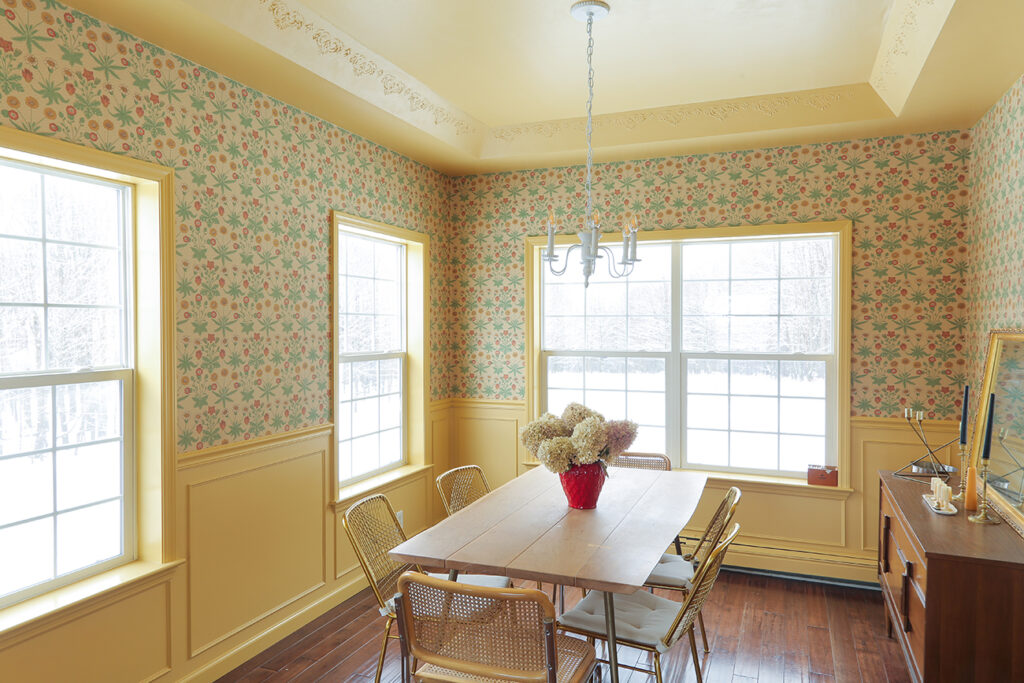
(0, 421), (450, 682)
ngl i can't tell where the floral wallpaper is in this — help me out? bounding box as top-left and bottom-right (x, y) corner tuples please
(0, 0), (985, 456)
(450, 132), (972, 419)
(967, 74), (1024, 404)
(0, 0), (457, 452)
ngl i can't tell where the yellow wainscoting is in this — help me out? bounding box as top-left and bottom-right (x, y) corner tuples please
(0, 418), (448, 682)
(442, 400), (959, 583)
(0, 577), (172, 683)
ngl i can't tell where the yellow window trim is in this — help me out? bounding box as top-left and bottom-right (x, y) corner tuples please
(331, 211), (430, 501)
(524, 220), (853, 488)
(0, 128), (177, 606)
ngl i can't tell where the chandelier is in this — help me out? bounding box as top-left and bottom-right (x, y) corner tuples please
(542, 0), (640, 288)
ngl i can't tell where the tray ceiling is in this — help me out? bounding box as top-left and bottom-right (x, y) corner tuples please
(59, 0), (1024, 173)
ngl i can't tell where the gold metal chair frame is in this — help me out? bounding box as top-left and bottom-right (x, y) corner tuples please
(644, 486), (741, 653)
(342, 493), (428, 683)
(435, 464), (491, 516)
(558, 523), (740, 683)
(393, 572), (598, 682)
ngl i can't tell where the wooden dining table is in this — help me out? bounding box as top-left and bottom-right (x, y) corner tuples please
(390, 464), (709, 682)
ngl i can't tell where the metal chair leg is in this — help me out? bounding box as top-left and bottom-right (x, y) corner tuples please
(674, 535), (683, 555)
(654, 651), (663, 683)
(698, 610), (710, 652)
(375, 616), (394, 683)
(688, 626), (703, 683)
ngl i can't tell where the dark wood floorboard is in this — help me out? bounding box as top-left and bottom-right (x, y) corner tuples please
(216, 571), (909, 683)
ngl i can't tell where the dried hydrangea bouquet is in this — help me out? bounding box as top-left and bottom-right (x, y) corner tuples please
(519, 403), (638, 509)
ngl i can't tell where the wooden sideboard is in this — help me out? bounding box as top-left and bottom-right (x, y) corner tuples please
(878, 471), (1024, 682)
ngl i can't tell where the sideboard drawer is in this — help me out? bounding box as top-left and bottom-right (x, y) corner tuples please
(880, 485), (928, 598)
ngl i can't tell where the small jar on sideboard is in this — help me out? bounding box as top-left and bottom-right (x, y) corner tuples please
(878, 471), (1024, 682)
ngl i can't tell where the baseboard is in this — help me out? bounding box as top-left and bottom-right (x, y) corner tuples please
(722, 565), (881, 591)
(722, 542), (879, 584)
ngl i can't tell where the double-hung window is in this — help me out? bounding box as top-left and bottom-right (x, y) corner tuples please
(538, 223), (849, 477)
(0, 160), (134, 607)
(335, 226), (407, 484)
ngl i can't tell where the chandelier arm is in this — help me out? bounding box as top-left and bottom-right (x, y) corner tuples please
(598, 245), (634, 279)
(546, 243), (582, 277)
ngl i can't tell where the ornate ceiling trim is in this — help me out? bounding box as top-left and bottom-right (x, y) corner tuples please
(870, 0), (956, 115)
(255, 0), (481, 137)
(486, 85), (869, 148)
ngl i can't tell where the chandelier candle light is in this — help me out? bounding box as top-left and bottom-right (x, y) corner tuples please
(543, 0), (641, 288)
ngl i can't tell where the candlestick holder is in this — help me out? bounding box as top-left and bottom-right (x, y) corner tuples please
(894, 412), (958, 485)
(952, 443), (969, 502)
(969, 459), (1002, 525)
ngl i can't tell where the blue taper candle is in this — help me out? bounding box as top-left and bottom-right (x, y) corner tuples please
(982, 393), (995, 460)
(960, 384), (970, 445)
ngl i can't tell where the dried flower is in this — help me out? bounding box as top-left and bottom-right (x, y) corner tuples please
(604, 420), (638, 458)
(537, 436), (576, 474)
(519, 412), (571, 456)
(571, 416), (608, 464)
(561, 402), (603, 429)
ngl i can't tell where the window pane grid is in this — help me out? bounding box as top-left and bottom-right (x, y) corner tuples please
(336, 227), (408, 486)
(0, 159), (132, 608)
(540, 234), (837, 477)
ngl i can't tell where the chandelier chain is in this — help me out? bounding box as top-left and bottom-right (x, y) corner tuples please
(585, 12), (594, 226)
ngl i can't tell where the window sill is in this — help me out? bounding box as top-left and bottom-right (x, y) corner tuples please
(521, 461), (851, 498)
(333, 463), (435, 510)
(0, 558), (183, 644)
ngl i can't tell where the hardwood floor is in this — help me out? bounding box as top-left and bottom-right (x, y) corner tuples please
(216, 571), (910, 683)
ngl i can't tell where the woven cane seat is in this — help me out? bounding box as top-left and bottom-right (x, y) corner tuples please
(414, 633), (596, 683)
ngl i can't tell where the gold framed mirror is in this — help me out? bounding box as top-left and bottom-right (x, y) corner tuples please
(972, 330), (1024, 537)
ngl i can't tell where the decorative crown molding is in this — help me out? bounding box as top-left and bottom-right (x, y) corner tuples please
(256, 0), (479, 137)
(489, 89), (847, 144)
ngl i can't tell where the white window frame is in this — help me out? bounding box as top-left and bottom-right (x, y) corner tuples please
(0, 160), (136, 609)
(532, 222), (851, 480)
(334, 224), (409, 486)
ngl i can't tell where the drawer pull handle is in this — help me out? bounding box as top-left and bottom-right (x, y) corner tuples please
(881, 514), (891, 573)
(901, 561), (914, 632)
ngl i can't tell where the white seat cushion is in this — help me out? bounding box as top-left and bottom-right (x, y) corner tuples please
(558, 589), (679, 653)
(645, 552), (696, 589)
(382, 573), (512, 615)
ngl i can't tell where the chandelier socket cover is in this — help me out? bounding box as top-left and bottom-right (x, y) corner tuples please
(570, 1), (610, 22)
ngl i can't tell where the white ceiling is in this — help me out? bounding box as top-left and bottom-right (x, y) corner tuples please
(302, 0), (893, 126)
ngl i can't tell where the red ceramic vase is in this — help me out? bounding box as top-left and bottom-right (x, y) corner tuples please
(559, 463), (606, 509)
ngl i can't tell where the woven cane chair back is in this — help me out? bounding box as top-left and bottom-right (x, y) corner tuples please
(343, 494), (416, 612)
(610, 452), (671, 471)
(690, 487), (741, 567)
(396, 572), (556, 681)
(664, 523), (739, 649)
(436, 465), (491, 516)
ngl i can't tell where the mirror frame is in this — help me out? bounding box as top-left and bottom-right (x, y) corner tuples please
(972, 329), (1024, 539)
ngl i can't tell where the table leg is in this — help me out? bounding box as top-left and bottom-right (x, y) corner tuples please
(603, 591), (620, 683)
(447, 569), (459, 582)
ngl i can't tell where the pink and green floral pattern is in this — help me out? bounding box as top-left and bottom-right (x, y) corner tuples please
(967, 75), (1024, 409)
(451, 133), (972, 418)
(0, 0), (457, 451)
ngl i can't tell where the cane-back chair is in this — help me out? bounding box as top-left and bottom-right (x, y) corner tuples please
(436, 465), (491, 516)
(343, 494), (510, 683)
(394, 572), (598, 682)
(558, 523), (740, 683)
(644, 486), (741, 651)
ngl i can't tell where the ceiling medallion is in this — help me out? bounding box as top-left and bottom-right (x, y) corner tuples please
(542, 1), (640, 288)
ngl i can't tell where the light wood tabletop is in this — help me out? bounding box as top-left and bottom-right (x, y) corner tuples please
(390, 465), (709, 594)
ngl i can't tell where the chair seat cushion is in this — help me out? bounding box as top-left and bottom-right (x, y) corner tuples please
(382, 573), (512, 615)
(558, 589), (679, 652)
(645, 552), (696, 589)
(415, 633), (596, 683)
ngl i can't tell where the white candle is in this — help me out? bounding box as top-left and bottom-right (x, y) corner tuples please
(930, 477), (941, 497)
(546, 220), (555, 258)
(621, 232), (629, 264)
(629, 228), (638, 262)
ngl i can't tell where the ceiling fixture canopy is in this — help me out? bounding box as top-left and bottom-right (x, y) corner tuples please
(542, 0), (640, 288)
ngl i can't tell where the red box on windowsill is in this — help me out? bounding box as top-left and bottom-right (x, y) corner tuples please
(807, 465), (839, 486)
